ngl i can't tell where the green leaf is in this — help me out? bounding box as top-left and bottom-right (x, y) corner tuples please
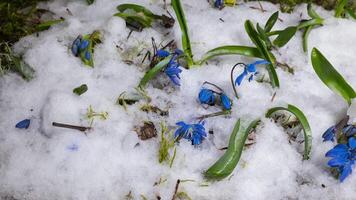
(204, 119), (260, 180)
(345, 8), (356, 19)
(36, 19), (64, 31)
(171, 0), (194, 67)
(273, 26), (297, 47)
(264, 11), (279, 32)
(244, 20), (279, 88)
(73, 84), (88, 96)
(335, 0), (347, 18)
(307, 3), (322, 19)
(11, 56), (35, 81)
(86, 0), (94, 5)
(266, 104), (312, 160)
(311, 48), (356, 104)
(197, 46), (263, 65)
(257, 23), (272, 50)
(302, 25), (313, 52)
(114, 12), (153, 28)
(116, 4), (158, 19)
(138, 56), (172, 89)
(297, 18), (323, 29)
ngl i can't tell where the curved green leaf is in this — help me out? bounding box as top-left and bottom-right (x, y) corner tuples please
(264, 11), (279, 32)
(335, 0), (347, 18)
(204, 119), (260, 180)
(297, 18), (323, 29)
(307, 3), (322, 19)
(114, 12), (153, 28)
(273, 26), (297, 47)
(311, 48), (356, 104)
(197, 46), (263, 65)
(257, 23), (272, 50)
(117, 4), (158, 18)
(36, 19), (64, 31)
(171, 0), (194, 66)
(266, 104), (312, 160)
(244, 20), (279, 88)
(138, 56), (172, 88)
(302, 25), (313, 52)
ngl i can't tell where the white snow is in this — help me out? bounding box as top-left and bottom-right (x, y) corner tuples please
(1, 0), (356, 199)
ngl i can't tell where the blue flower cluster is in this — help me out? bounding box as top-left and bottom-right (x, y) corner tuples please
(214, 0), (224, 9)
(71, 36), (92, 61)
(156, 49), (183, 86)
(323, 122), (356, 181)
(198, 87), (232, 110)
(235, 60), (269, 86)
(174, 121), (207, 145)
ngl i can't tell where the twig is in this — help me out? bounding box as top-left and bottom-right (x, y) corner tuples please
(171, 179), (181, 200)
(52, 122), (91, 132)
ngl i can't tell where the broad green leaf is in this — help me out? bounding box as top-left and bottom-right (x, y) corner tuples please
(311, 48), (356, 104)
(307, 3), (322, 19)
(171, 0), (194, 66)
(11, 56), (35, 81)
(73, 84), (88, 96)
(244, 20), (279, 88)
(204, 119), (260, 180)
(36, 19), (64, 31)
(257, 23), (272, 50)
(264, 11), (279, 32)
(117, 4), (158, 19)
(197, 46), (262, 65)
(335, 0), (347, 18)
(302, 25), (313, 52)
(266, 104), (312, 160)
(273, 26), (297, 47)
(138, 56), (172, 88)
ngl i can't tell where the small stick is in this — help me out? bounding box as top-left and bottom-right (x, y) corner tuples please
(171, 179), (181, 200)
(127, 30), (133, 40)
(271, 92), (276, 102)
(52, 122), (91, 132)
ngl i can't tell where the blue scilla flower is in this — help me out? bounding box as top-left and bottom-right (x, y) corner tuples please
(71, 36), (82, 57)
(79, 40), (89, 50)
(175, 121), (207, 145)
(220, 93), (231, 110)
(156, 49), (170, 58)
(322, 125), (337, 142)
(343, 125), (356, 137)
(15, 119), (30, 129)
(235, 60), (270, 86)
(85, 51), (91, 61)
(164, 50), (183, 86)
(214, 0), (224, 9)
(199, 89), (215, 105)
(326, 137), (356, 182)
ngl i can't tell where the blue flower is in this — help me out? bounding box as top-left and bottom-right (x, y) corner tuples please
(164, 50), (183, 86)
(214, 0), (224, 8)
(326, 137), (356, 182)
(220, 93), (232, 110)
(71, 37), (82, 57)
(343, 125), (356, 137)
(235, 60), (270, 86)
(85, 51), (91, 60)
(80, 40), (89, 50)
(322, 125), (336, 142)
(174, 121), (207, 145)
(15, 119), (30, 129)
(156, 49), (170, 58)
(199, 89), (215, 105)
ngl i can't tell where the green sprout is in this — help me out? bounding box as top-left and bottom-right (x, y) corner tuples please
(86, 105), (109, 126)
(158, 122), (177, 167)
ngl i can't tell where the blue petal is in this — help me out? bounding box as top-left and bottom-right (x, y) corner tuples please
(328, 158), (349, 167)
(156, 49), (170, 58)
(174, 49), (183, 55)
(71, 37), (81, 56)
(220, 93), (231, 110)
(15, 119), (31, 129)
(339, 164), (353, 182)
(325, 144), (349, 158)
(79, 40), (89, 50)
(348, 137), (356, 149)
(165, 66), (182, 76)
(85, 51), (91, 60)
(235, 69), (247, 86)
(198, 89), (215, 105)
(343, 125), (353, 134)
(322, 126), (336, 142)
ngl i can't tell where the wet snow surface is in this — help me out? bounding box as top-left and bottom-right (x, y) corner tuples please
(1, 0), (356, 199)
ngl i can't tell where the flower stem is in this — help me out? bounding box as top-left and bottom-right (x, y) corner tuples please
(52, 122), (91, 132)
(230, 63), (246, 99)
(196, 110), (231, 121)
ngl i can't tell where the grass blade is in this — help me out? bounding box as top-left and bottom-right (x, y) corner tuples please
(311, 48), (356, 104)
(335, 0), (347, 18)
(264, 11), (279, 32)
(266, 104), (312, 160)
(204, 119), (260, 180)
(171, 0), (194, 66)
(36, 19), (64, 31)
(138, 56), (172, 88)
(273, 26), (297, 47)
(307, 3), (321, 19)
(197, 46), (262, 65)
(244, 20), (279, 88)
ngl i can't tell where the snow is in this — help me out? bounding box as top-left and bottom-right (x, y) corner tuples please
(1, 0), (356, 199)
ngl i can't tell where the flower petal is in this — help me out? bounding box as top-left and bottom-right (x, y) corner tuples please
(235, 69), (247, 86)
(348, 137), (356, 149)
(15, 119), (31, 129)
(339, 164), (353, 182)
(156, 49), (170, 58)
(325, 144), (349, 158)
(328, 157), (349, 167)
(220, 93), (231, 110)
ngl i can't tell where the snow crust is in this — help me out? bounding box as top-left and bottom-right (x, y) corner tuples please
(1, 0), (356, 199)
